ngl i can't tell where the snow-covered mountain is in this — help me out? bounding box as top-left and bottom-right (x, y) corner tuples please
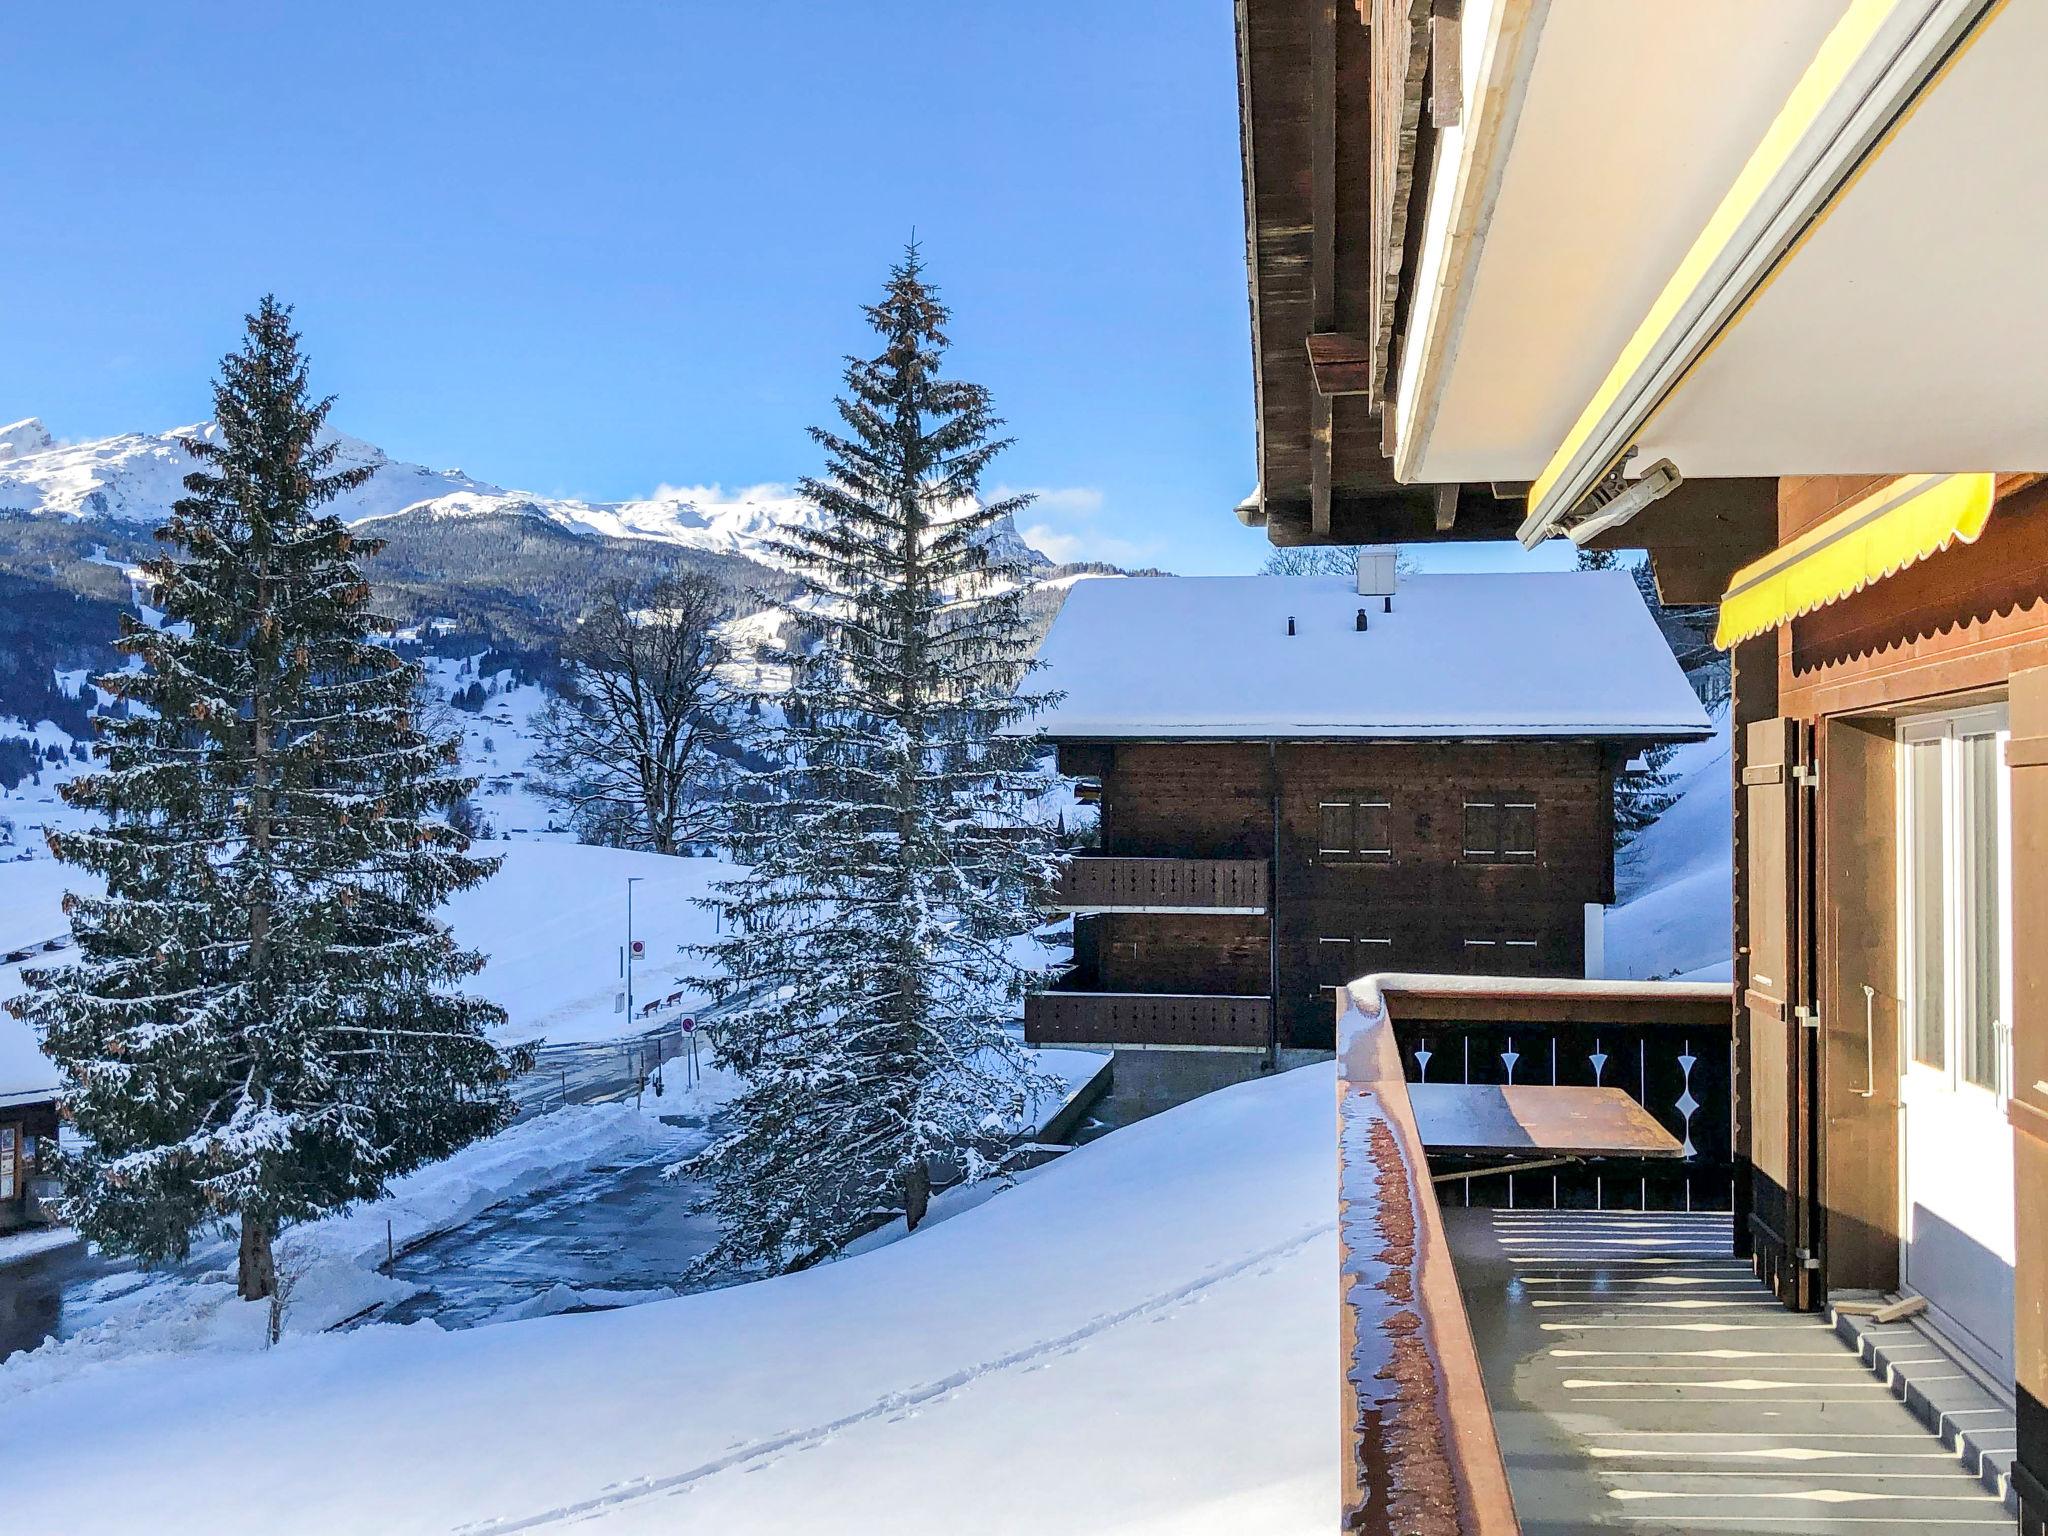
(0, 417), (1049, 578)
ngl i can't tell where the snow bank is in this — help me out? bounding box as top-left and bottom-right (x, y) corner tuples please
(0, 1102), (691, 1404)
(0, 1063), (1338, 1535)
(0, 1226), (81, 1269)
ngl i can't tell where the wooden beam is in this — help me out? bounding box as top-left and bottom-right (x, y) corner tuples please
(1311, 0), (1337, 333)
(1311, 394), (1334, 537)
(1434, 483), (1459, 532)
(1368, 0), (1434, 404)
(1308, 0), (1338, 539)
(1429, 4), (1462, 129)
(1265, 489), (1527, 547)
(1306, 331), (1374, 395)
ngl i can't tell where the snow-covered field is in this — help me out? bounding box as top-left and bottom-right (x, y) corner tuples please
(440, 841), (733, 1047)
(0, 1062), (1334, 1535)
(2, 840), (731, 1069)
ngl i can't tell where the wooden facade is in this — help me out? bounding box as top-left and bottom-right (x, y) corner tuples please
(1030, 739), (1616, 1052)
(0, 1096), (58, 1232)
(1229, 5), (2048, 1523)
(1724, 475), (2048, 1524)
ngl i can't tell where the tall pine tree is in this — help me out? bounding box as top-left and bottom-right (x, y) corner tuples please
(686, 247), (1061, 1270)
(14, 297), (517, 1300)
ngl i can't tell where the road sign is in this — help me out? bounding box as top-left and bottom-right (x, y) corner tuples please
(681, 1016), (695, 1033)
(631, 939), (645, 957)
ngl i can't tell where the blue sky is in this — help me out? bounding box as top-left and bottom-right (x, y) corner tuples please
(4, 2), (1565, 577)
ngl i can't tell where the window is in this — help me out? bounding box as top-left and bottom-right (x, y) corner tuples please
(1318, 796), (1393, 861)
(1901, 710), (2010, 1093)
(1463, 793), (1537, 861)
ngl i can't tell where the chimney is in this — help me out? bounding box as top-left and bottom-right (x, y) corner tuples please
(1286, 616), (1296, 636)
(1355, 608), (1368, 632)
(1355, 546), (1398, 611)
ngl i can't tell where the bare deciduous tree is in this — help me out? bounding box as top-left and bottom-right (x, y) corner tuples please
(534, 569), (740, 854)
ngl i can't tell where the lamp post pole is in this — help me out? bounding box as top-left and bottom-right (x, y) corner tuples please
(626, 875), (645, 1031)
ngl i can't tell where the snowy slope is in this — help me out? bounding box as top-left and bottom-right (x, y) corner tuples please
(1602, 717), (1735, 981)
(441, 842), (732, 1047)
(0, 840), (735, 1095)
(0, 1062), (1336, 1536)
(0, 416), (1047, 577)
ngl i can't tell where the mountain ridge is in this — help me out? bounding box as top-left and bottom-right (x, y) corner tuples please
(0, 417), (1050, 577)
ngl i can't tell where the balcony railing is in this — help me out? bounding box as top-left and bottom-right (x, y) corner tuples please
(1336, 973), (1736, 1533)
(1023, 988), (1271, 1050)
(1353, 972), (1736, 1210)
(1339, 979), (1521, 1535)
(1052, 856), (1269, 915)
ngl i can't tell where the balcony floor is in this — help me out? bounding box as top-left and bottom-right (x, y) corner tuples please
(1445, 1208), (2016, 1534)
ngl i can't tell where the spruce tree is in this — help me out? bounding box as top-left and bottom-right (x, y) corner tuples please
(13, 297), (517, 1300)
(686, 246), (1061, 1270)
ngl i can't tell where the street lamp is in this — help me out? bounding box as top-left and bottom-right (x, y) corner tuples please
(625, 876), (645, 1024)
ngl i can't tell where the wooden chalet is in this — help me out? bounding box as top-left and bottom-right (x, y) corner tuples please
(1, 1015), (61, 1231)
(1233, 2), (2048, 1525)
(1025, 565), (1707, 1080)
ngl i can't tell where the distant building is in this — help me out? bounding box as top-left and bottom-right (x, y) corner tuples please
(1024, 561), (1707, 1096)
(1, 1013), (60, 1231)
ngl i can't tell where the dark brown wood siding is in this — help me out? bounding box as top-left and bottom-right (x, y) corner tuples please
(1728, 479), (2048, 1517)
(1064, 738), (1617, 1050)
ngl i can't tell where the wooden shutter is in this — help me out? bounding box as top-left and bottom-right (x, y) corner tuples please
(1742, 716), (1818, 1306)
(1318, 936), (1355, 986)
(1319, 800), (1355, 856)
(1501, 797), (1537, 860)
(1463, 799), (1501, 858)
(2007, 667), (2048, 1465)
(1357, 797), (1392, 857)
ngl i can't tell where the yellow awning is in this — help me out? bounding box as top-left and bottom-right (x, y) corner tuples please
(1714, 472), (1997, 649)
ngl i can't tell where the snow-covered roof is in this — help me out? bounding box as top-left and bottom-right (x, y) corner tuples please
(1031, 571), (1712, 741)
(0, 1017), (60, 1108)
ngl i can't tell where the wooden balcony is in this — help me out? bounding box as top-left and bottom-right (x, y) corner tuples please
(1051, 856), (1268, 915)
(1351, 972), (1736, 1209)
(1023, 989), (1271, 1050)
(1336, 974), (1738, 1533)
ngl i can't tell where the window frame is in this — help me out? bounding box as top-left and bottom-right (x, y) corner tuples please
(1898, 705), (2012, 1101)
(1462, 792), (1537, 863)
(1317, 794), (1394, 862)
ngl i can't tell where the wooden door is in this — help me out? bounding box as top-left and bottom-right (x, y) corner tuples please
(1818, 718), (1900, 1293)
(1742, 716), (1818, 1306)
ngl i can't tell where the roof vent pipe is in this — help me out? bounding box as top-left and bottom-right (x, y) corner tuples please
(1286, 616), (1295, 636)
